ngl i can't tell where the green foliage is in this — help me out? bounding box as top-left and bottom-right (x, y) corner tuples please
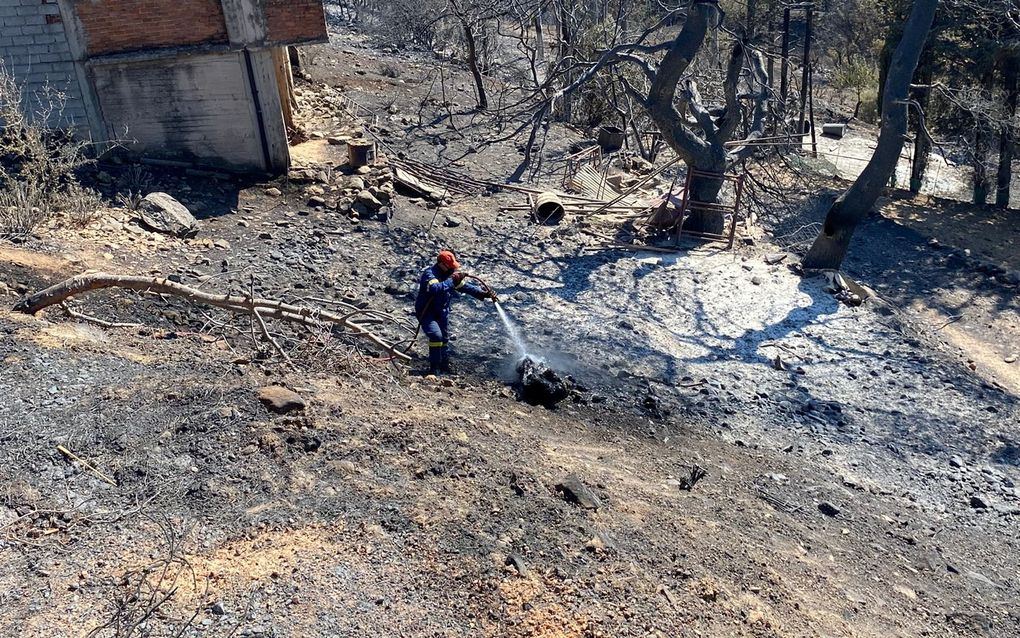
(832, 58), (879, 95)
(858, 88), (880, 124)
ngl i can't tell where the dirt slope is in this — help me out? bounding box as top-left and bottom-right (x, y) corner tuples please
(1, 26), (1018, 638)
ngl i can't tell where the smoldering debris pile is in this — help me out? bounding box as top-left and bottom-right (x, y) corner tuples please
(515, 357), (573, 408)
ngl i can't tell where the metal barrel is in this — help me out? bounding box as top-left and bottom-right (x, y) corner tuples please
(533, 192), (565, 225)
(348, 139), (377, 167)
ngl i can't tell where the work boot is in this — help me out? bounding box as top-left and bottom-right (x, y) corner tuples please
(440, 348), (455, 375)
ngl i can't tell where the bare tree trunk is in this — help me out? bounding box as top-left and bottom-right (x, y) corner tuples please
(557, 1), (573, 122)
(908, 62), (933, 193)
(779, 8), (791, 125)
(644, 1), (726, 233)
(802, 0), (938, 270)
(462, 20), (488, 110)
(534, 11), (546, 78)
(973, 69), (995, 205)
(997, 56), (1018, 208)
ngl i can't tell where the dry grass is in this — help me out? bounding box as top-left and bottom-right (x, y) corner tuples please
(0, 63), (102, 239)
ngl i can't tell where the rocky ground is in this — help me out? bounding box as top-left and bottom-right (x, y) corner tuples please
(1, 25), (1019, 638)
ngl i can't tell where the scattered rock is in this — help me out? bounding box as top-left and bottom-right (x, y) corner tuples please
(265, 187), (282, 197)
(751, 276), (763, 286)
(357, 190), (383, 211)
(970, 494), (990, 509)
(585, 533), (610, 553)
(256, 386), (306, 414)
(1005, 355), (1017, 364)
(764, 253), (788, 265)
(210, 601), (226, 615)
(964, 570), (1001, 589)
(554, 474), (601, 510)
(818, 501), (840, 517)
(137, 193), (198, 237)
(443, 215), (461, 228)
(308, 195), (326, 208)
(505, 552), (528, 577)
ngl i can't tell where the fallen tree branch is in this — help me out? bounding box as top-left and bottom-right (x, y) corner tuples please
(14, 273), (413, 362)
(60, 302), (142, 329)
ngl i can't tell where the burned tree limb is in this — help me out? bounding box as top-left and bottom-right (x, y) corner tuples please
(801, 0), (938, 270)
(13, 273), (413, 362)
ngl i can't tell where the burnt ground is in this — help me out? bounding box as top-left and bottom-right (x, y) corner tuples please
(2, 25), (1020, 638)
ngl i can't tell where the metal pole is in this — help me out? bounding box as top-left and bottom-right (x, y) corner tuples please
(808, 64), (818, 158)
(797, 5), (813, 138)
(779, 7), (791, 127)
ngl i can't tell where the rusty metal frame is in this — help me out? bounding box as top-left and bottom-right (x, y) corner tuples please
(337, 93), (379, 127)
(561, 144), (603, 189)
(674, 170), (748, 250)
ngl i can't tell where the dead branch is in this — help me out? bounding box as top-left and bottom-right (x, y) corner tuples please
(56, 444), (118, 486)
(60, 302), (142, 329)
(14, 273), (413, 362)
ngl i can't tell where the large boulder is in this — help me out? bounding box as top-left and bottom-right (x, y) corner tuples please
(137, 192), (198, 237)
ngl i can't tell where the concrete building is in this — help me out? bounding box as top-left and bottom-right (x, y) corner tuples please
(0, 0), (327, 173)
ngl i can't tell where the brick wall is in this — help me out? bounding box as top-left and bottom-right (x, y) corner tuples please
(263, 0), (326, 45)
(0, 0), (87, 128)
(72, 0), (228, 56)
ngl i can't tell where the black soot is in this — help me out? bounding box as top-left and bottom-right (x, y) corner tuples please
(515, 357), (572, 408)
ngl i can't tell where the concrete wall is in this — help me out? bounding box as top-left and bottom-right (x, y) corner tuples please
(1, 0), (328, 172)
(0, 0), (87, 129)
(90, 51), (267, 171)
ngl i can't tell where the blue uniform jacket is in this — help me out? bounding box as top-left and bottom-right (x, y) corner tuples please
(415, 265), (487, 321)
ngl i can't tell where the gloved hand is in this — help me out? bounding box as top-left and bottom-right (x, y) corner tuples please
(451, 271), (467, 285)
(487, 290), (499, 302)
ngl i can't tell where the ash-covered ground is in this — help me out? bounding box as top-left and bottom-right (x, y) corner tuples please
(0, 24), (1018, 638)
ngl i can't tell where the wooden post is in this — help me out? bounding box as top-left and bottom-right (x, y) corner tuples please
(808, 64), (818, 158)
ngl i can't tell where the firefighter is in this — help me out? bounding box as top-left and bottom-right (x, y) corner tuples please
(414, 250), (495, 375)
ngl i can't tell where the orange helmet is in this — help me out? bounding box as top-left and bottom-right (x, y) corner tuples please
(437, 250), (461, 270)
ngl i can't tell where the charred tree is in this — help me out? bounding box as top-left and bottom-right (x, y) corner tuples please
(997, 55), (1018, 208)
(637, 0), (769, 233)
(908, 53), (933, 193)
(973, 69), (996, 205)
(462, 19), (488, 110)
(802, 0), (938, 270)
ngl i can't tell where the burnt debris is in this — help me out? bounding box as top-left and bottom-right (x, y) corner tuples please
(515, 357), (572, 408)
